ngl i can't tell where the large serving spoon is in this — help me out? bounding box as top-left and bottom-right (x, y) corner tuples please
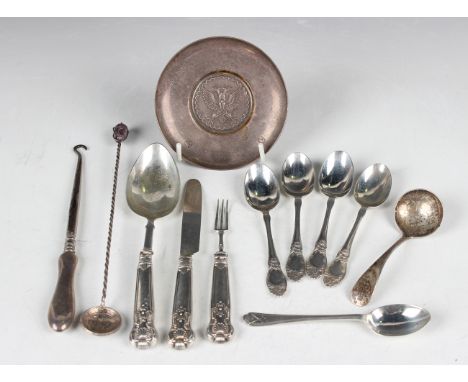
(126, 143), (180, 348)
(243, 304), (430, 336)
(282, 153), (315, 281)
(351, 189), (443, 307)
(244, 163), (287, 296)
(306, 151), (354, 278)
(323, 164), (392, 287)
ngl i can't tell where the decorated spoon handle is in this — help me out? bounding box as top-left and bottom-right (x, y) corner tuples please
(351, 236), (408, 306)
(263, 212), (287, 296)
(286, 197), (305, 281)
(306, 197), (335, 278)
(323, 207), (367, 287)
(129, 247), (157, 349)
(169, 256), (194, 349)
(207, 250), (234, 342)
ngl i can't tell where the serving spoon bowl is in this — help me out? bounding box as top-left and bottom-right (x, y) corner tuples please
(351, 189), (443, 307)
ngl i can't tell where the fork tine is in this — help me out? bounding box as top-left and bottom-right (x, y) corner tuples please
(215, 199), (220, 230)
(224, 200), (229, 230)
(220, 199), (225, 230)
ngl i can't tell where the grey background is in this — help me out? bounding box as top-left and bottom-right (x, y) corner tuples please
(0, 18), (466, 364)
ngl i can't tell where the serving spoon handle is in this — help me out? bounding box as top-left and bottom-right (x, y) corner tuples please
(129, 220), (158, 349)
(351, 236), (408, 306)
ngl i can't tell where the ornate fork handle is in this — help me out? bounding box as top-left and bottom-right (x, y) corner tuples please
(169, 256), (194, 349)
(207, 251), (234, 342)
(129, 248), (157, 349)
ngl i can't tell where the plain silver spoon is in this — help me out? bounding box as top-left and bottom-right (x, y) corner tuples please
(243, 304), (430, 336)
(351, 189), (443, 307)
(244, 163), (287, 296)
(126, 143), (180, 348)
(323, 163), (392, 287)
(306, 151), (354, 279)
(282, 153), (315, 281)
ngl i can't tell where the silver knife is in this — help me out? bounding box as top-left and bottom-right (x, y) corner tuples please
(168, 179), (202, 349)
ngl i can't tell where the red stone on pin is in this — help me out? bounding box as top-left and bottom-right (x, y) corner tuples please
(113, 123), (129, 143)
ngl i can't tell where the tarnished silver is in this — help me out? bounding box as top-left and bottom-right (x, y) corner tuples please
(156, 36), (287, 170)
(282, 153), (314, 281)
(244, 163), (287, 296)
(306, 151), (354, 279)
(81, 124), (128, 336)
(323, 164), (392, 287)
(207, 200), (234, 343)
(48, 144), (87, 332)
(169, 179), (202, 349)
(243, 304), (431, 336)
(351, 189), (443, 307)
(126, 143), (180, 348)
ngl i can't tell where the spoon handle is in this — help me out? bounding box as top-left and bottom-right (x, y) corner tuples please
(306, 197), (335, 278)
(286, 197), (305, 281)
(243, 312), (362, 326)
(262, 212), (287, 296)
(351, 236), (408, 306)
(323, 207), (367, 287)
(207, 250), (234, 343)
(169, 256), (194, 349)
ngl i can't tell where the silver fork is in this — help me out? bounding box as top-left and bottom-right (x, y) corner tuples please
(207, 199), (234, 342)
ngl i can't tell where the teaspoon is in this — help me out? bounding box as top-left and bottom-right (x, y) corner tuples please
(243, 304), (430, 336)
(323, 164), (392, 287)
(351, 189), (443, 307)
(306, 151), (354, 278)
(282, 153), (315, 281)
(244, 163), (287, 296)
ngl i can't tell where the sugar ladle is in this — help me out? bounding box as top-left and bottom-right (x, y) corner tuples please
(243, 304), (430, 336)
(282, 153), (314, 281)
(351, 189), (443, 307)
(323, 163), (392, 287)
(306, 151), (354, 278)
(81, 124), (128, 336)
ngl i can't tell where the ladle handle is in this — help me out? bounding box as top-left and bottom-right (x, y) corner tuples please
(351, 236), (408, 306)
(48, 251), (77, 331)
(207, 250), (234, 343)
(129, 248), (157, 349)
(169, 256), (194, 349)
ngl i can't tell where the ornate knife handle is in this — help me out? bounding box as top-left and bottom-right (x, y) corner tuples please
(129, 249), (157, 349)
(169, 256), (194, 349)
(48, 249), (77, 331)
(207, 251), (233, 343)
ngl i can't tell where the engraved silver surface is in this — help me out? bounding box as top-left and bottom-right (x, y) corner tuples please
(192, 72), (253, 134)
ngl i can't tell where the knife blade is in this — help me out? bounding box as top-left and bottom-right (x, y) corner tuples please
(180, 179), (202, 256)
